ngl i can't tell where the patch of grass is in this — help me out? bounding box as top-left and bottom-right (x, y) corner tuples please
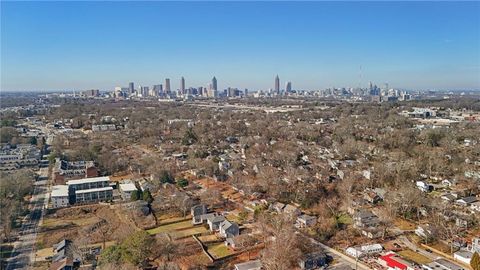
(172, 227), (208, 239)
(207, 243), (233, 259)
(146, 220), (193, 235)
(160, 216), (189, 224)
(398, 249), (432, 264)
(337, 213), (352, 225)
(198, 235), (218, 242)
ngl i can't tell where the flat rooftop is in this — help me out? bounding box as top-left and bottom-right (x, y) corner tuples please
(75, 186), (113, 194)
(119, 183), (137, 192)
(66, 176), (110, 185)
(51, 185), (69, 197)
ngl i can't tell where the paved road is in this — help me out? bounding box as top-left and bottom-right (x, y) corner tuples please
(304, 234), (372, 270)
(6, 167), (50, 270)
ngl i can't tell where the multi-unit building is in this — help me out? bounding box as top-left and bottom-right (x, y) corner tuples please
(0, 144), (41, 171)
(51, 185), (69, 208)
(51, 176), (112, 208)
(53, 158), (98, 185)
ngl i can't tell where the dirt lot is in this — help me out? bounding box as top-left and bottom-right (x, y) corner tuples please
(38, 204), (131, 249)
(398, 249), (432, 264)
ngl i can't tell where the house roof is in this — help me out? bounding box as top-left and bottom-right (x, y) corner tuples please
(457, 196), (478, 204)
(235, 260), (262, 270)
(206, 214), (225, 223)
(283, 204), (300, 213)
(49, 257), (73, 270)
(220, 220), (238, 231)
(297, 214), (316, 222)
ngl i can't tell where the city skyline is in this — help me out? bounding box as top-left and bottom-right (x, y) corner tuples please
(1, 1), (479, 92)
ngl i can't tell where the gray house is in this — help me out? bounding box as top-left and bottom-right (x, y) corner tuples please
(191, 204), (208, 225)
(298, 252), (328, 270)
(206, 214), (226, 231)
(219, 220), (240, 238)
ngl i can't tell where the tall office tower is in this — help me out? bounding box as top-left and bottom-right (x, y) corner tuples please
(244, 89), (248, 97)
(129, 82), (135, 94)
(274, 75), (280, 93)
(198, 86), (203, 96)
(212, 76), (217, 91)
(152, 85), (162, 96)
(369, 81), (373, 91)
(180, 77), (185, 94)
(285, 81), (292, 92)
(165, 78), (171, 93)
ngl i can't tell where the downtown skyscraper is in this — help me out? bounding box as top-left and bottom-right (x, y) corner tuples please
(165, 78), (171, 93)
(180, 77), (185, 93)
(285, 81), (292, 92)
(274, 75), (280, 93)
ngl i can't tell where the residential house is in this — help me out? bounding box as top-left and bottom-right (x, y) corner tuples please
(296, 214), (317, 228)
(51, 239), (80, 269)
(234, 260), (262, 270)
(470, 201), (480, 212)
(456, 196), (478, 206)
(271, 202), (285, 213)
(219, 220), (239, 238)
(283, 204), (301, 217)
(206, 214), (226, 231)
(415, 225), (435, 240)
(191, 204), (208, 225)
(364, 190), (382, 204)
(346, 244), (383, 258)
(119, 183), (137, 201)
(361, 228), (383, 239)
(416, 181), (433, 192)
(353, 210), (379, 228)
(49, 258), (74, 270)
(298, 252), (327, 270)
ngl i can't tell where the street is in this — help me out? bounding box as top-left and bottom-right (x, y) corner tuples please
(5, 167), (50, 270)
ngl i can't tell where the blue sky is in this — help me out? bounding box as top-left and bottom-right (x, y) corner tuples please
(1, 1), (479, 92)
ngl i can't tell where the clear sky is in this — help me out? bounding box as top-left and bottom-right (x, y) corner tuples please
(1, 1), (479, 92)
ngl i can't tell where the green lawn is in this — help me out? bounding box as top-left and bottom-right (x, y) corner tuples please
(146, 220), (194, 235)
(172, 227), (208, 239)
(207, 242), (233, 259)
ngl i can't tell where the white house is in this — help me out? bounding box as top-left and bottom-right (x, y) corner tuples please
(51, 185), (69, 208)
(119, 183), (137, 200)
(346, 244), (382, 258)
(296, 214), (317, 228)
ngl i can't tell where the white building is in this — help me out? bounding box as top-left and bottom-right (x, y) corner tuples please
(454, 250), (473, 265)
(346, 243), (383, 258)
(119, 183), (137, 200)
(51, 185), (69, 208)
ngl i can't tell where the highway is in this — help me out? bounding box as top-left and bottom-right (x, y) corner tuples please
(5, 167), (50, 270)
